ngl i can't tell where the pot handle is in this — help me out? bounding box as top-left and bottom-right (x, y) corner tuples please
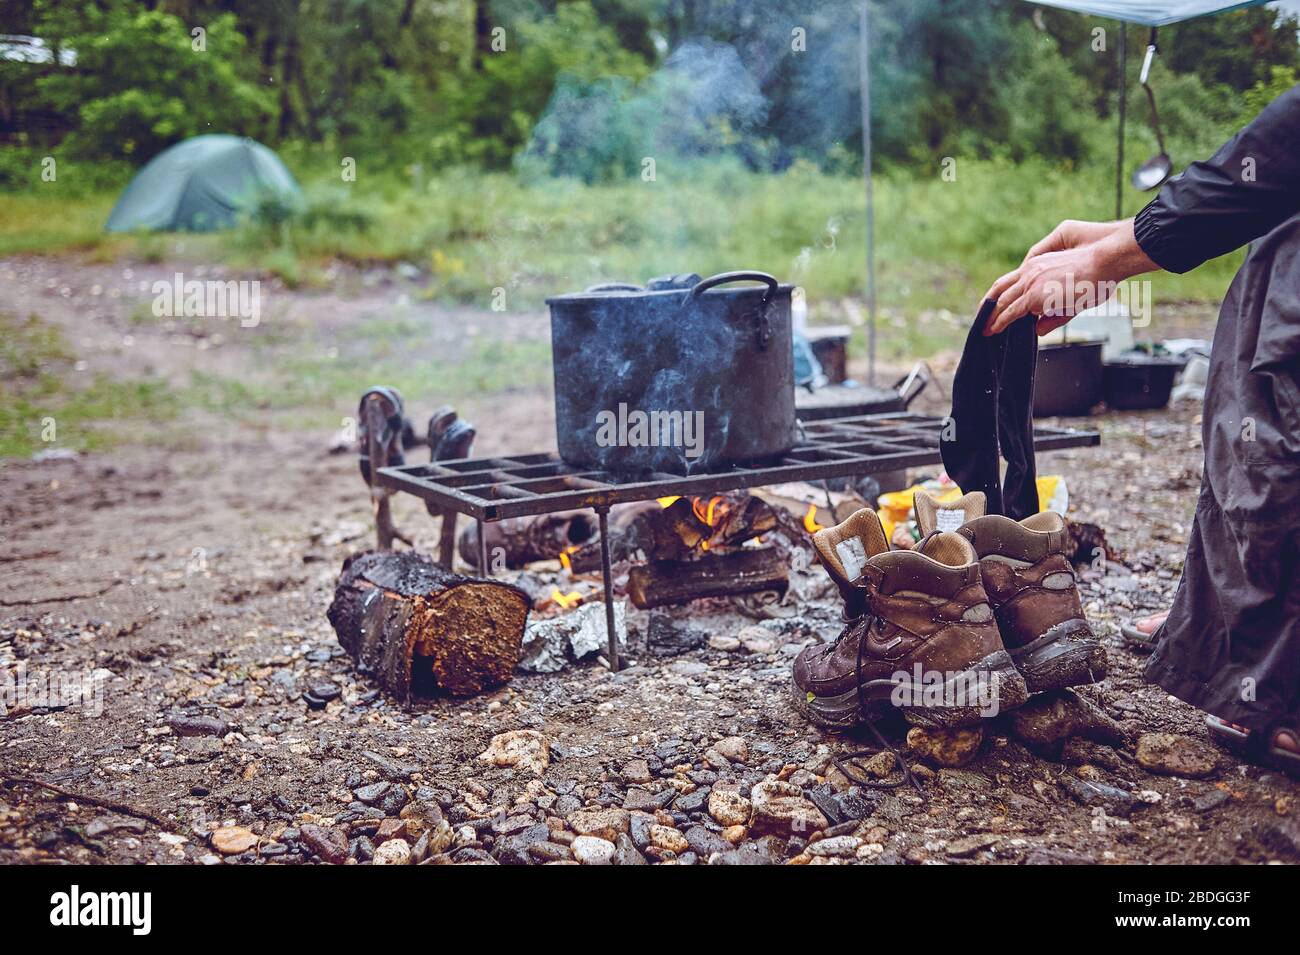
(686, 271), (779, 350)
(584, 282), (642, 293)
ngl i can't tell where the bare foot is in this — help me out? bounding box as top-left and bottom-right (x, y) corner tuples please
(1210, 716), (1300, 755)
(1134, 612), (1169, 635)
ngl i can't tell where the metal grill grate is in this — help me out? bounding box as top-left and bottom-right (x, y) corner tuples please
(376, 411), (1099, 522)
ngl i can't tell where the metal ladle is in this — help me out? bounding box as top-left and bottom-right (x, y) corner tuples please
(1132, 29), (1172, 191)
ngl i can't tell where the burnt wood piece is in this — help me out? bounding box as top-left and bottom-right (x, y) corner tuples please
(327, 550), (531, 699)
(626, 547), (789, 610)
(457, 510), (600, 570)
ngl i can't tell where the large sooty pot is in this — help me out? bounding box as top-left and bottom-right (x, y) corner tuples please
(546, 271), (796, 474)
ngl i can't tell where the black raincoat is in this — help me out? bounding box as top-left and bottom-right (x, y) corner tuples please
(1134, 85), (1300, 732)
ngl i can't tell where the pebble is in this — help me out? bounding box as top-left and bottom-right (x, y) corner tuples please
(211, 826), (258, 855)
(1135, 733), (1221, 778)
(906, 725), (984, 767)
(568, 807), (630, 841)
(649, 824), (689, 854)
(571, 835), (616, 865)
(373, 838), (412, 864)
(807, 835), (860, 857)
(708, 787), (752, 827)
(713, 736), (749, 763)
(300, 824), (349, 864)
(614, 833), (647, 865)
(749, 779), (828, 837)
(477, 730), (551, 774)
(169, 713), (230, 738)
(708, 635), (741, 652)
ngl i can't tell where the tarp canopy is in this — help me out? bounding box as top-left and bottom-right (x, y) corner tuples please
(1024, 0), (1272, 26)
(105, 135), (302, 233)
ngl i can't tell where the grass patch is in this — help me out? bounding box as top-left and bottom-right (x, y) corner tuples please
(0, 312), (180, 457)
(1, 155), (1241, 330)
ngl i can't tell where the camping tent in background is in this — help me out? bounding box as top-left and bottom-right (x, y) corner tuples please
(105, 134), (302, 233)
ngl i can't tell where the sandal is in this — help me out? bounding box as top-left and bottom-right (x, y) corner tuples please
(1120, 613), (1167, 653)
(1206, 715), (1300, 778)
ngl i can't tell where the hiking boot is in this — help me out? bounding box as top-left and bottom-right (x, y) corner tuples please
(915, 490), (1108, 693)
(792, 507), (1028, 730)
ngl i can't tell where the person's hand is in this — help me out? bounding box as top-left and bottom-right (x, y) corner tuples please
(982, 218), (1159, 336)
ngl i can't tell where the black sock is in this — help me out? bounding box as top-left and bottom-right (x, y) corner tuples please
(941, 300), (1040, 520)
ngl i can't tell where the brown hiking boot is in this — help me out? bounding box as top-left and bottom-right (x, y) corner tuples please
(915, 491), (1108, 693)
(792, 507), (1028, 730)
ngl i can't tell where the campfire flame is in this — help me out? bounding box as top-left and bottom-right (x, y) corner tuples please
(804, 503), (825, 533)
(559, 544), (579, 573)
(551, 589), (583, 609)
(656, 496), (680, 508)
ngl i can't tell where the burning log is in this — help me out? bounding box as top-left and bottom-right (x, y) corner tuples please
(626, 547), (788, 609)
(614, 493), (784, 563)
(457, 510), (599, 570)
(327, 550), (531, 699)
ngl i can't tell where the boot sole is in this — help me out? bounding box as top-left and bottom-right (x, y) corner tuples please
(791, 649), (1029, 731)
(1009, 620), (1108, 693)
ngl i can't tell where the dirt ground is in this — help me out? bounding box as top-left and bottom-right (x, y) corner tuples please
(2, 255), (1297, 865)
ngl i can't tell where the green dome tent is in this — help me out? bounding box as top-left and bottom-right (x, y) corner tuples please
(105, 135), (302, 233)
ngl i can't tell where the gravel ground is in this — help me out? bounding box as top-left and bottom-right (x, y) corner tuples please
(2, 256), (1297, 865)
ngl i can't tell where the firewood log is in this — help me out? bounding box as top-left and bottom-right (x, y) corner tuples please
(327, 550), (531, 699)
(457, 510), (599, 569)
(625, 548), (789, 609)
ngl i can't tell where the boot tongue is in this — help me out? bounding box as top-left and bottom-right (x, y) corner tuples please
(812, 507), (889, 589)
(914, 489), (986, 535)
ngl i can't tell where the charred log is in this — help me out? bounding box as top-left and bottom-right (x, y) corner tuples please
(626, 547), (788, 609)
(457, 510), (600, 570)
(327, 550), (531, 699)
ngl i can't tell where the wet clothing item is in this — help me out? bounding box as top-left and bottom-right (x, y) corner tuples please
(940, 298), (1040, 521)
(1137, 84), (1300, 733)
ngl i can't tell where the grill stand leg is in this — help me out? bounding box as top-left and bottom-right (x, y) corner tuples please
(596, 507), (620, 672)
(477, 518), (490, 577)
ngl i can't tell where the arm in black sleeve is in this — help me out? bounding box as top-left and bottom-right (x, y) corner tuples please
(1133, 84), (1300, 274)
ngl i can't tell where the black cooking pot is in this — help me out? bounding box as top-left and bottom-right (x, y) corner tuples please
(546, 271), (796, 474)
(1103, 354), (1184, 410)
(1033, 340), (1104, 417)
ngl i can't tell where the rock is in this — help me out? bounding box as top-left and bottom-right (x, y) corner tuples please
(613, 833), (647, 865)
(519, 601), (627, 672)
(85, 815), (147, 838)
(684, 825), (729, 856)
(494, 823), (551, 865)
(211, 826), (258, 856)
(1010, 690), (1128, 755)
(1258, 820), (1300, 859)
(649, 824), (689, 854)
(621, 759), (652, 784)
(169, 713), (231, 738)
(300, 824), (349, 864)
(708, 635), (741, 652)
(807, 835), (860, 857)
(673, 787), (710, 814)
(373, 838), (412, 865)
(527, 841), (573, 863)
(906, 725), (984, 767)
(571, 835), (616, 865)
(720, 825), (747, 844)
(857, 751), (896, 778)
(749, 779), (829, 837)
(425, 819), (454, 855)
(1135, 733), (1221, 778)
(713, 736), (749, 763)
(737, 626), (776, 654)
(1058, 775), (1140, 817)
(708, 788), (752, 827)
(353, 781), (392, 805)
(568, 807), (630, 841)
(946, 834), (1001, 858)
(477, 730), (550, 774)
(623, 787), (674, 812)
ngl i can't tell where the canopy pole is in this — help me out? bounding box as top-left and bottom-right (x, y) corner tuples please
(1116, 21), (1127, 219)
(859, 0), (876, 388)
